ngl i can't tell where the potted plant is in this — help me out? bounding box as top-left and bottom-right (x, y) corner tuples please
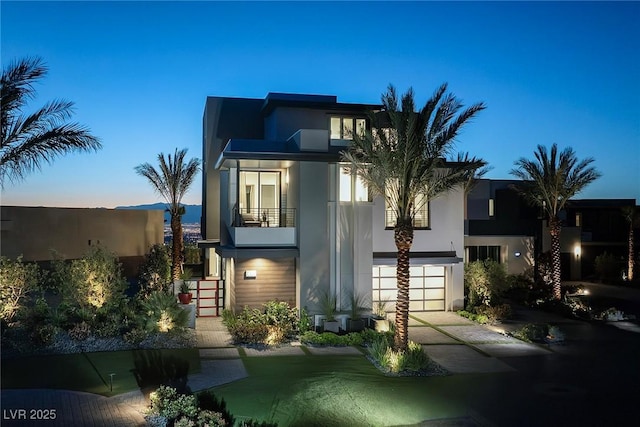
(370, 299), (390, 332)
(178, 269), (193, 304)
(347, 291), (367, 332)
(320, 292), (339, 333)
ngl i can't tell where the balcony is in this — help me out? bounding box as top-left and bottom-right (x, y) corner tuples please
(230, 208), (296, 247)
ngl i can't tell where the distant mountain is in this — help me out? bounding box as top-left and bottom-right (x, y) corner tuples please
(116, 203), (201, 224)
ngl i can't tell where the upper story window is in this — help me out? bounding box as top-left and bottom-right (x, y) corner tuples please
(384, 181), (429, 229)
(339, 166), (369, 202)
(331, 117), (366, 140)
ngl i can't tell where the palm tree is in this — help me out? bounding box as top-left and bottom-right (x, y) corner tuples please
(342, 84), (486, 350)
(510, 144), (600, 299)
(622, 206), (638, 281)
(1, 57), (101, 186)
(135, 148), (200, 281)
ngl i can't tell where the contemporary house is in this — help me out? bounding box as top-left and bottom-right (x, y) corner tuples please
(199, 93), (467, 317)
(465, 179), (638, 281)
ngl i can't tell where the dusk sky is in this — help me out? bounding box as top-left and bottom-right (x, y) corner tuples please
(1, 1), (639, 208)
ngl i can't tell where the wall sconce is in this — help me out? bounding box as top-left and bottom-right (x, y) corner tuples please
(514, 252), (521, 258)
(574, 245), (581, 258)
(244, 270), (257, 279)
(285, 170), (289, 185)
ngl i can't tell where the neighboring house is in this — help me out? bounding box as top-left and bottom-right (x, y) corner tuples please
(200, 93), (467, 316)
(0, 206), (164, 278)
(465, 179), (541, 276)
(465, 179), (638, 281)
(563, 199), (637, 280)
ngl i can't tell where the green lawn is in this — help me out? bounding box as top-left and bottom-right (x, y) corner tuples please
(1, 348), (200, 397)
(211, 355), (467, 427)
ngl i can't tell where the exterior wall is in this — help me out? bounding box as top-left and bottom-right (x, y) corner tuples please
(372, 187), (465, 254)
(265, 107), (329, 140)
(297, 161), (331, 313)
(233, 258), (296, 311)
(543, 224), (582, 280)
(464, 235), (535, 275)
(371, 187), (466, 311)
(0, 206), (163, 277)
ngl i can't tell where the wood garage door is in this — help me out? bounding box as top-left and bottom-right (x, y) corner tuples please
(372, 265), (445, 312)
(233, 258), (296, 311)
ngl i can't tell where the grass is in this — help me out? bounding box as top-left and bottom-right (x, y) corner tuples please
(211, 355), (464, 426)
(0, 348), (200, 397)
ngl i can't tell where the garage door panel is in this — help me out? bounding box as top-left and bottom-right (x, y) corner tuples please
(425, 288), (445, 300)
(409, 289), (424, 300)
(425, 277), (444, 288)
(425, 266), (444, 276)
(409, 277), (423, 288)
(425, 300), (445, 310)
(409, 300), (424, 311)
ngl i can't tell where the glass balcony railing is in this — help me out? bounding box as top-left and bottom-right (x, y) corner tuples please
(233, 208), (296, 228)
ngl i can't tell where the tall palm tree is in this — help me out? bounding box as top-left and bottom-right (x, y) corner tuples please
(135, 148), (200, 281)
(622, 206), (638, 281)
(1, 57), (101, 186)
(342, 84), (486, 350)
(511, 144), (600, 299)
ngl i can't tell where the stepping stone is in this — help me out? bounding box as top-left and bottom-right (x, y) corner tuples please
(305, 346), (363, 356)
(475, 342), (552, 357)
(424, 345), (515, 374)
(199, 348), (240, 358)
(243, 346), (307, 357)
(409, 327), (459, 344)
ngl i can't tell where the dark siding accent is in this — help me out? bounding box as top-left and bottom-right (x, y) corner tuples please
(233, 258), (296, 311)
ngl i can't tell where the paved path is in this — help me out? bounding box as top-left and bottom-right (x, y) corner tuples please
(0, 309), (576, 426)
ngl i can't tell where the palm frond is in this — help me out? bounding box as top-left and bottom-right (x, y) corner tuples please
(510, 143), (601, 218)
(342, 84), (486, 226)
(1, 57), (101, 186)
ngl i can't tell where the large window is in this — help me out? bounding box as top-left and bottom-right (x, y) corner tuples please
(384, 182), (429, 228)
(339, 165), (369, 202)
(466, 245), (501, 263)
(238, 171), (280, 226)
(331, 116), (366, 140)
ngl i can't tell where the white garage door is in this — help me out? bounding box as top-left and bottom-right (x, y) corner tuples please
(372, 265), (446, 312)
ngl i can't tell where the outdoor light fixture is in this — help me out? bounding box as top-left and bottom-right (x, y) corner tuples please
(514, 251), (521, 258)
(574, 245), (581, 258)
(244, 270), (257, 279)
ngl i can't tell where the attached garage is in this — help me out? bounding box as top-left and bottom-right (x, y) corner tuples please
(372, 251), (463, 312)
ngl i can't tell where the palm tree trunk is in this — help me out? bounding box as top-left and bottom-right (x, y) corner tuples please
(394, 222), (413, 351)
(629, 227), (634, 281)
(549, 216), (562, 299)
(170, 213), (183, 281)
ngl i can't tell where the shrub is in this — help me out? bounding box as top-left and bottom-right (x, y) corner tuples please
(367, 335), (430, 374)
(184, 244), (202, 265)
(148, 385), (198, 421)
(475, 303), (512, 323)
(31, 323), (58, 346)
(196, 390), (234, 426)
(138, 244), (172, 297)
(262, 300), (297, 344)
(0, 256), (43, 323)
(196, 410), (227, 427)
(228, 322), (269, 345)
(595, 252), (623, 284)
(56, 246), (128, 312)
(456, 310), (489, 324)
(299, 331), (363, 346)
(464, 261), (492, 308)
(511, 323), (548, 343)
(297, 307), (312, 334)
(69, 321), (92, 341)
(140, 291), (189, 333)
(124, 327), (147, 345)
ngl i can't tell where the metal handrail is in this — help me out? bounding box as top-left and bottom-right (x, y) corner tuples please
(233, 207), (296, 227)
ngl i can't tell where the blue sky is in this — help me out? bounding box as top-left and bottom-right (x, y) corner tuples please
(1, 1), (639, 208)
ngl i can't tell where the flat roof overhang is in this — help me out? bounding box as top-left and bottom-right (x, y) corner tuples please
(198, 240), (299, 259)
(373, 251), (463, 265)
